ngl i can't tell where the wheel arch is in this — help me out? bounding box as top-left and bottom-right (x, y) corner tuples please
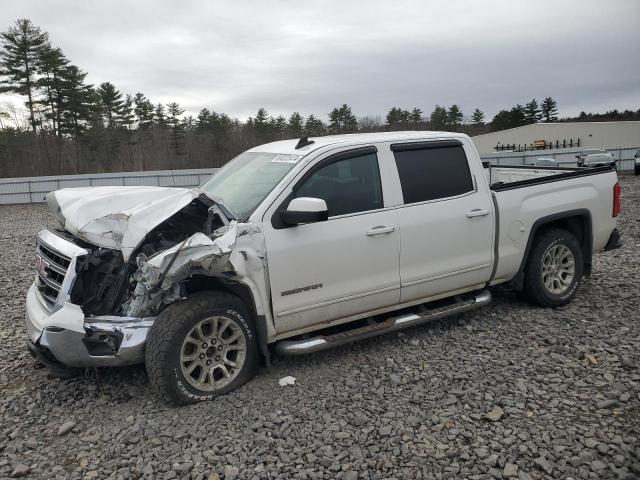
(511, 209), (593, 290)
(181, 274), (271, 366)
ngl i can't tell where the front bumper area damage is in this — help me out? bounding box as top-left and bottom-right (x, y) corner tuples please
(26, 207), (270, 369)
(26, 284), (154, 367)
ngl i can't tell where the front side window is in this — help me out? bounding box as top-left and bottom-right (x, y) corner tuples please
(295, 152), (383, 217)
(393, 144), (473, 204)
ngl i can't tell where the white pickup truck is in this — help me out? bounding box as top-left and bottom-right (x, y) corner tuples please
(26, 131), (622, 404)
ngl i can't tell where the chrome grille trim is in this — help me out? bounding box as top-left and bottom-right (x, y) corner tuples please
(35, 229), (89, 311)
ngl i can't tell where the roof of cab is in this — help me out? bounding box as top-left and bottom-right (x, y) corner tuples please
(247, 131), (469, 155)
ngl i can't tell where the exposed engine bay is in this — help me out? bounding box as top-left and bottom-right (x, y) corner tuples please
(67, 195), (233, 318)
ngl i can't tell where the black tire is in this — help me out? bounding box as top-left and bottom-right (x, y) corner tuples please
(523, 228), (584, 308)
(145, 291), (259, 405)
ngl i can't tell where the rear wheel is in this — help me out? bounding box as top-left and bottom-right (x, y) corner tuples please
(145, 291), (259, 405)
(523, 228), (583, 307)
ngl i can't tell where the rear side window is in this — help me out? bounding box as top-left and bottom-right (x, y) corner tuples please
(392, 144), (473, 204)
(295, 152), (383, 217)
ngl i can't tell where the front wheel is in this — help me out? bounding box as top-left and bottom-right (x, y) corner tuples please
(145, 291), (259, 405)
(523, 228), (584, 307)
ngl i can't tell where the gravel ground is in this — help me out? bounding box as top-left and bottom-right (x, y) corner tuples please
(1, 177), (639, 480)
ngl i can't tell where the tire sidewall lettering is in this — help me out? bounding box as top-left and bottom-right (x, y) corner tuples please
(226, 308), (254, 340)
(168, 305), (254, 402)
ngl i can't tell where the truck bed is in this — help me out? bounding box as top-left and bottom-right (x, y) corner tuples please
(486, 162), (619, 286)
(485, 164), (616, 190)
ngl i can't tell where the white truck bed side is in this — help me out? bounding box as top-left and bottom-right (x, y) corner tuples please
(490, 170), (618, 284)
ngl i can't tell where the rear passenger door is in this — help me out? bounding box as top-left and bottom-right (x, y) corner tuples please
(391, 140), (494, 303)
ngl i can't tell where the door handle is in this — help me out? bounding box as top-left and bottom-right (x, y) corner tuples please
(366, 226), (395, 236)
(466, 209), (490, 218)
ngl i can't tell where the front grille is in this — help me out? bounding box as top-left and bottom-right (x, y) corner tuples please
(35, 240), (72, 309)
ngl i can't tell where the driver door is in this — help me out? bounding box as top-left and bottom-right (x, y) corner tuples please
(263, 147), (401, 336)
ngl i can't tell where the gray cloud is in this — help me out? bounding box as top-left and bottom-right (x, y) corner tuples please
(1, 0), (639, 120)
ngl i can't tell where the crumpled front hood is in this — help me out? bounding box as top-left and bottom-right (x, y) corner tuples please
(46, 186), (204, 261)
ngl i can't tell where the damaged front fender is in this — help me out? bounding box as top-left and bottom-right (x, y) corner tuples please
(123, 223), (242, 317)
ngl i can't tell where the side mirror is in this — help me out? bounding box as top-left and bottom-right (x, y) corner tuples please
(281, 197), (328, 226)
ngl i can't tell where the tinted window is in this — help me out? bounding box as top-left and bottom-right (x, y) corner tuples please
(295, 152), (383, 217)
(393, 145), (473, 203)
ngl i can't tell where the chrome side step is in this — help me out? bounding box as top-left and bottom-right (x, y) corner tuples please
(274, 289), (492, 355)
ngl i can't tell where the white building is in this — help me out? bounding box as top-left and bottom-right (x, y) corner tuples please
(472, 121), (640, 155)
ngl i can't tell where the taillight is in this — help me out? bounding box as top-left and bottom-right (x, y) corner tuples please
(613, 182), (621, 217)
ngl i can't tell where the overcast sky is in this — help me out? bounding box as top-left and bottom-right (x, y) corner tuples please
(1, 0), (639, 122)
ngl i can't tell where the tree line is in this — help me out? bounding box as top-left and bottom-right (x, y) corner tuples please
(0, 18), (637, 178)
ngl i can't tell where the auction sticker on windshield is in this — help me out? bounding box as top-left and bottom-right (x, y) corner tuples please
(271, 154), (303, 164)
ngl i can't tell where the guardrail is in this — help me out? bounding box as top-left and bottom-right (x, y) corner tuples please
(0, 168), (217, 204)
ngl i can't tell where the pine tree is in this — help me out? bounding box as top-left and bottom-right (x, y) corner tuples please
(0, 19), (50, 132)
(118, 94), (135, 130)
(154, 103), (166, 127)
(471, 108), (485, 127)
(254, 107), (271, 142)
(430, 105), (448, 130)
(447, 105), (463, 130)
(328, 104), (357, 134)
(57, 65), (96, 137)
(490, 110), (510, 131)
(328, 107), (340, 133)
(133, 93), (154, 128)
(288, 111), (304, 138)
(273, 115), (287, 139)
(166, 102), (185, 156)
(490, 105), (527, 132)
(166, 102), (184, 127)
(524, 99), (541, 124)
(182, 115), (194, 130)
(540, 97), (558, 122)
(304, 114), (326, 136)
(386, 107), (398, 127)
(36, 44), (68, 136)
(196, 108), (212, 130)
(409, 108), (423, 125)
(97, 82), (124, 128)
(255, 108), (269, 125)
(511, 104), (527, 127)
(386, 107), (411, 129)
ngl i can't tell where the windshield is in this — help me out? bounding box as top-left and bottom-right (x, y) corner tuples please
(200, 151), (302, 220)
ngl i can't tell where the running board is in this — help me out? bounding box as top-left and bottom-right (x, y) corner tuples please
(274, 289), (492, 355)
